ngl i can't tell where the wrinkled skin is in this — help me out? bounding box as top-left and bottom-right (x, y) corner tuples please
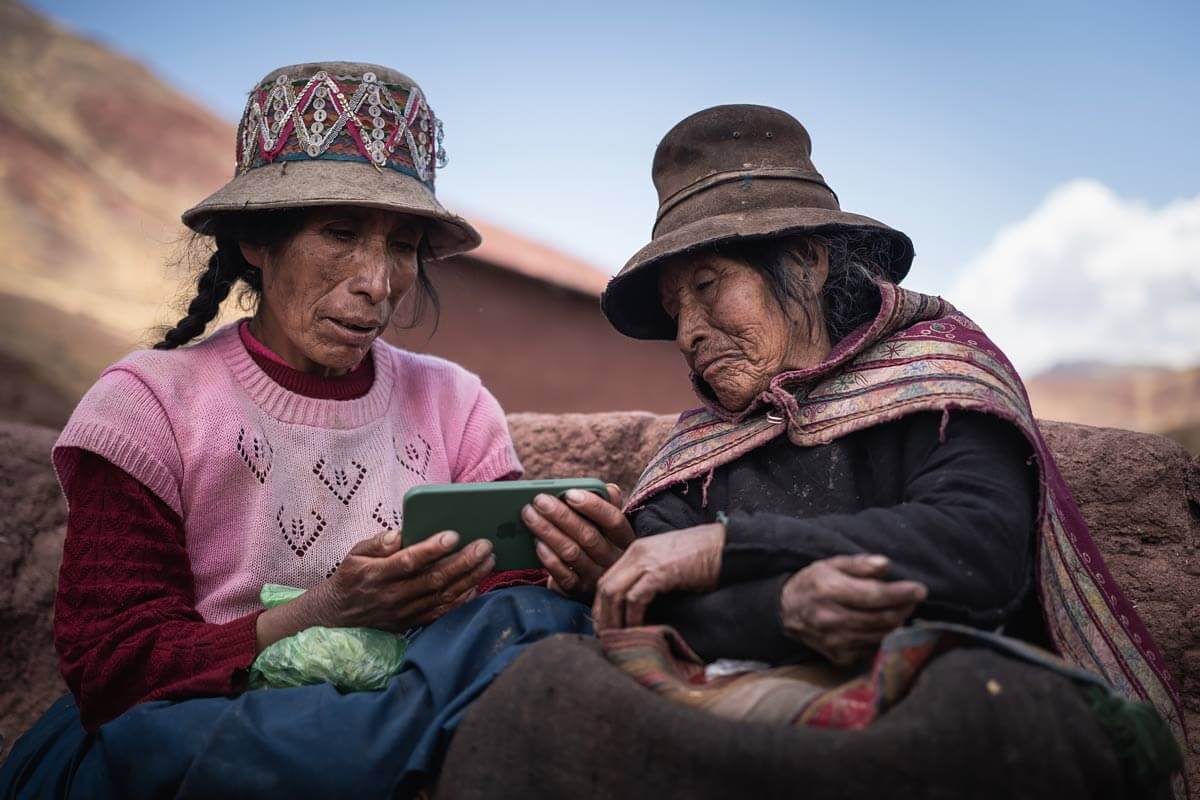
(529, 247), (837, 594)
(523, 484), (635, 595)
(657, 247), (832, 412)
(579, 243), (928, 665)
(779, 555), (927, 665)
(241, 206), (494, 652)
(240, 206), (422, 376)
(592, 523), (724, 630)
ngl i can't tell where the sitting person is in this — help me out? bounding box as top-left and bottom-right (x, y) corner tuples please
(458, 104), (1186, 799)
(0, 62), (589, 800)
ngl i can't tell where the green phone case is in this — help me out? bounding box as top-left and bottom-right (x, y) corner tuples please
(401, 478), (610, 572)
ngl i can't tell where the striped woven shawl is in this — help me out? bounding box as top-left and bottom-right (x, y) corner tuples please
(623, 282), (1187, 780)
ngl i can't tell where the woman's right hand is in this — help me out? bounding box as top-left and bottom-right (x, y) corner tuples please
(523, 483), (635, 596)
(312, 529), (495, 632)
(779, 554), (927, 666)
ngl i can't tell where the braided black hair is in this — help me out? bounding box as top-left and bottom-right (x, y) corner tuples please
(156, 210), (304, 350)
(155, 239), (246, 350)
(155, 209), (439, 349)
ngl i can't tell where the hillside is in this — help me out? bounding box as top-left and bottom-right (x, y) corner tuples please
(1025, 362), (1200, 452)
(1, 0), (1196, 438)
(0, 0), (231, 335)
(0, 0), (235, 420)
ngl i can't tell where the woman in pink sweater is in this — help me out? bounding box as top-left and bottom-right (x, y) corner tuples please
(1, 62), (592, 799)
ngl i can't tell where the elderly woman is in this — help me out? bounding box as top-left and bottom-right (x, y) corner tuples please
(451, 105), (1186, 799)
(0, 62), (589, 799)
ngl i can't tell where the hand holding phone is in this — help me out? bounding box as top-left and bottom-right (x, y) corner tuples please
(401, 479), (610, 572)
(520, 482), (636, 595)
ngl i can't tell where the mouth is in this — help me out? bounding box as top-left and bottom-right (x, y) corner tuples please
(694, 354), (732, 378)
(323, 316), (381, 344)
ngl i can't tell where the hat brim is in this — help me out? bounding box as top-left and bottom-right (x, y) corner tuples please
(601, 207), (914, 340)
(181, 159), (481, 259)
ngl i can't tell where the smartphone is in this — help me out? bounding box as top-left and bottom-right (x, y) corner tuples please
(401, 478), (610, 572)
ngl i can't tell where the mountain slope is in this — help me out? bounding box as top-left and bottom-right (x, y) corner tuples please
(1025, 363), (1200, 433)
(0, 0), (231, 350)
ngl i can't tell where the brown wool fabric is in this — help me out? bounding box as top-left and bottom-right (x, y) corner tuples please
(437, 636), (1142, 800)
(602, 104), (915, 339)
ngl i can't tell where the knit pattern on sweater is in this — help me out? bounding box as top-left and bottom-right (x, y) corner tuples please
(53, 448), (261, 730)
(54, 323), (522, 623)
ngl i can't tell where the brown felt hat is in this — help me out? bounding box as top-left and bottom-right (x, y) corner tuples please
(182, 62), (480, 258)
(602, 105), (914, 339)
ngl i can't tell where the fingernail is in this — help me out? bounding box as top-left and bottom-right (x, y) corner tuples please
(383, 530), (399, 547)
(440, 531), (460, 547)
(533, 493), (554, 511)
(866, 555), (888, 568)
(521, 505), (537, 522)
(536, 542), (550, 560)
(564, 489), (585, 503)
(474, 540), (493, 556)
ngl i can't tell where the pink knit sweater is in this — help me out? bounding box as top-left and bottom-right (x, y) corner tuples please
(54, 322), (523, 623)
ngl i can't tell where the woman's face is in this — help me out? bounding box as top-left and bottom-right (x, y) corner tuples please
(658, 246), (830, 412)
(241, 206), (422, 375)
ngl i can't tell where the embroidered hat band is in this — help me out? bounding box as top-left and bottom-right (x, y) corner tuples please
(182, 61), (480, 259)
(238, 69), (444, 187)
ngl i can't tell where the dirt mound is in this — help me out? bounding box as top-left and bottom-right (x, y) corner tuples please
(1, 416), (1197, 786)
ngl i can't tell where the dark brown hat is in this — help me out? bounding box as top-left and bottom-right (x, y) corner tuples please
(602, 105), (914, 339)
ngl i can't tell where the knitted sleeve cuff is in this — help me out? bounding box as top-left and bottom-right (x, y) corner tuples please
(458, 447), (525, 483)
(53, 368), (184, 516)
(55, 422), (183, 517)
(213, 611), (265, 676)
(454, 385), (524, 483)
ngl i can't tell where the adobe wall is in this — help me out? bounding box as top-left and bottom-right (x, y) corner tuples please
(386, 256), (696, 414)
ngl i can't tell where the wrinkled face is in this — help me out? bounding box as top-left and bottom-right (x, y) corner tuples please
(241, 206), (422, 375)
(658, 247), (830, 412)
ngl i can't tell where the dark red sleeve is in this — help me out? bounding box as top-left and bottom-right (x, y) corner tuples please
(53, 447), (262, 732)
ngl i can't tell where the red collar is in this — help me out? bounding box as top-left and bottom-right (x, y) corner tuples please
(238, 320), (375, 400)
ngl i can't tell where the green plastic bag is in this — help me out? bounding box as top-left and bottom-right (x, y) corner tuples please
(248, 584), (408, 692)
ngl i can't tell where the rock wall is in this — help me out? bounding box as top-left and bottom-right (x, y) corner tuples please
(1, 416), (1197, 785)
(0, 424), (66, 760)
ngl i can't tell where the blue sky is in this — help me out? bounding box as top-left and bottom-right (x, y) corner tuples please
(29, 0), (1200, 370)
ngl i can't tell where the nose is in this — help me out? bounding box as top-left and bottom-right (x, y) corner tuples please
(348, 236), (391, 305)
(674, 300), (706, 359)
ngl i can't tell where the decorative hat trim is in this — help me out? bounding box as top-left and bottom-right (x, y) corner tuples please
(237, 70), (446, 187)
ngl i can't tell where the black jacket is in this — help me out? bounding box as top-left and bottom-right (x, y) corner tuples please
(633, 411), (1037, 662)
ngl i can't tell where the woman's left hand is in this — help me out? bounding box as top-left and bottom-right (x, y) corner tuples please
(592, 523), (725, 631)
(523, 483), (635, 596)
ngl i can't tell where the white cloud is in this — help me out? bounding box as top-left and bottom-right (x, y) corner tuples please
(948, 180), (1200, 376)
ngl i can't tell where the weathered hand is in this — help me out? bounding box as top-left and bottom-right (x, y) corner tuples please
(779, 554), (927, 666)
(523, 483), (635, 595)
(314, 528), (496, 632)
(592, 523), (725, 632)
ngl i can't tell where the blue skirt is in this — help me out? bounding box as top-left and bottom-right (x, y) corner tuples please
(0, 587), (591, 799)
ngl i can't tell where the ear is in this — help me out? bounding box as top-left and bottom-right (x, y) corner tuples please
(807, 242), (831, 294)
(239, 241), (267, 270)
